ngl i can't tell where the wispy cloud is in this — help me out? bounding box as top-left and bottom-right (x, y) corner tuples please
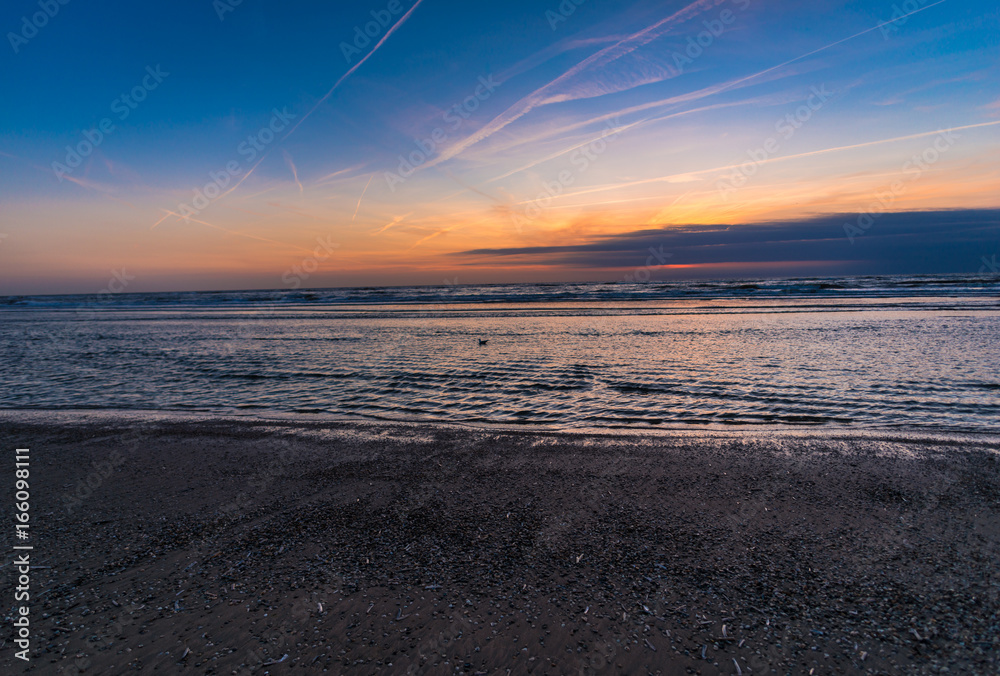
(314, 162), (370, 186)
(981, 98), (1000, 117)
(423, 0), (729, 168)
(481, 97), (773, 182)
(283, 149), (304, 196)
(495, 34), (624, 84)
(371, 212), (412, 236)
(527, 120), (1000, 203)
(695, 0), (952, 104)
(427, 0), (953, 174)
(409, 223), (468, 250)
(352, 173), (375, 222)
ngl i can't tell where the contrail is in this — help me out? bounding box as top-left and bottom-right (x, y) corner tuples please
(441, 169), (507, 205)
(409, 223), (466, 250)
(218, 152), (270, 201)
(150, 211), (174, 229)
(521, 119), (1000, 204)
(470, 92), (776, 172)
(234, 183), (283, 201)
(314, 161), (368, 185)
(423, 0), (728, 169)
(430, 0), (950, 170)
(145, 3), (420, 222)
(352, 173), (375, 221)
(283, 149), (304, 195)
(59, 173), (139, 209)
(482, 0), (948, 175)
(486, 117), (646, 183)
(704, 0), (951, 101)
(2, 150), (122, 196)
(61, 173), (114, 193)
(282, 0), (426, 140)
(371, 212), (412, 235)
(151, 209), (317, 254)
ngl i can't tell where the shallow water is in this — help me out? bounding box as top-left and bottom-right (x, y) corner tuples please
(2, 276), (999, 431)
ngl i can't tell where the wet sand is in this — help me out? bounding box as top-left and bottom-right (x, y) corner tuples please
(1, 413), (998, 675)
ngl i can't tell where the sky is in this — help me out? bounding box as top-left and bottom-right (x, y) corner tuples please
(1, 0), (998, 294)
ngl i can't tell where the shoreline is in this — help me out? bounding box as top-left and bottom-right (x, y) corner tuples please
(1, 415), (998, 674)
(2, 409), (999, 443)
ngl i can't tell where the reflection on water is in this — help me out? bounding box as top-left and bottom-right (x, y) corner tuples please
(3, 283), (999, 431)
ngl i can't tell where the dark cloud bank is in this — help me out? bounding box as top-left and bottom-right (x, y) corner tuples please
(452, 209), (1000, 278)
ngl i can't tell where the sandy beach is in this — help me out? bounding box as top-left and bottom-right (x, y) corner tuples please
(2, 413), (998, 675)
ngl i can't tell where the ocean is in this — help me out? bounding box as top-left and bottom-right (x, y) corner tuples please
(2, 274), (999, 431)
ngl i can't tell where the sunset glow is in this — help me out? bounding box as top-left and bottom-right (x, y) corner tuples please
(2, 0), (998, 293)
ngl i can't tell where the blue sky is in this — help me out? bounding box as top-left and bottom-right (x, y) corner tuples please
(1, 0), (998, 293)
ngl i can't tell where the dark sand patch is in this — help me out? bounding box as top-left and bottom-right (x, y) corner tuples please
(1, 414), (998, 674)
